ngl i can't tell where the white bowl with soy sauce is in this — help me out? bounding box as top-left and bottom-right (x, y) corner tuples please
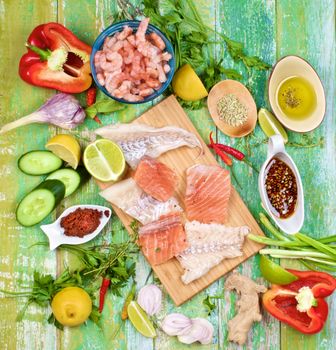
(258, 135), (304, 234)
(268, 55), (326, 132)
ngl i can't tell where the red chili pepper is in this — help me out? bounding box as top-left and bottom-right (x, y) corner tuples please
(86, 86), (101, 124)
(209, 132), (232, 166)
(99, 277), (111, 313)
(210, 143), (245, 161)
(263, 270), (336, 334)
(19, 23), (92, 93)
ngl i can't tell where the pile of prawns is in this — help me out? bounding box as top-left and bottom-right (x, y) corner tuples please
(94, 18), (172, 102)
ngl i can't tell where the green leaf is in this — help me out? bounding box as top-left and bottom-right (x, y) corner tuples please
(203, 296), (216, 315)
(158, 0), (177, 16)
(85, 99), (126, 119)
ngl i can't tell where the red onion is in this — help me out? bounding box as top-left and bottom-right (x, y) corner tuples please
(137, 284), (162, 316)
(0, 93), (85, 134)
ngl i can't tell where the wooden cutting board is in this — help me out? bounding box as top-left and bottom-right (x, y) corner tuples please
(98, 95), (265, 305)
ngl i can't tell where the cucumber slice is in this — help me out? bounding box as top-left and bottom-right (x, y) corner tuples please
(18, 151), (63, 175)
(16, 180), (65, 227)
(46, 167), (90, 197)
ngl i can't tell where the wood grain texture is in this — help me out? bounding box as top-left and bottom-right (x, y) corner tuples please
(97, 95), (265, 306)
(0, 0), (335, 349)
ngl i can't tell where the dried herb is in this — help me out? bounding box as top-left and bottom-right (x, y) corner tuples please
(217, 94), (248, 127)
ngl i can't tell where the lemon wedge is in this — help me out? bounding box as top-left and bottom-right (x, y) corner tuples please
(127, 301), (156, 338)
(258, 108), (288, 143)
(172, 64), (208, 101)
(46, 134), (81, 169)
(83, 139), (125, 182)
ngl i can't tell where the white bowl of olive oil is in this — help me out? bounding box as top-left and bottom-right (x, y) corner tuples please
(268, 56), (326, 132)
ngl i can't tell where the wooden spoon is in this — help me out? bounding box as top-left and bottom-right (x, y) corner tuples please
(207, 80), (257, 138)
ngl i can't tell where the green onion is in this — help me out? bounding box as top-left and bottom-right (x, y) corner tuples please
(259, 249), (332, 259)
(259, 213), (291, 241)
(248, 234), (306, 248)
(294, 233), (336, 259)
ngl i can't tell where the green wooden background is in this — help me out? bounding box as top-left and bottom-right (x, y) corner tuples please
(0, 0), (335, 349)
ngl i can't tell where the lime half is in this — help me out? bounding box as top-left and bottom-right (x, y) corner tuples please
(260, 255), (298, 284)
(258, 108), (288, 143)
(127, 301), (156, 338)
(83, 139), (125, 182)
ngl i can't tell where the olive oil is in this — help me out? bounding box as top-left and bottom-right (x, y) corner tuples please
(277, 76), (317, 119)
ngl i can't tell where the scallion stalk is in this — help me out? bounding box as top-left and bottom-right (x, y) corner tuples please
(259, 213), (291, 241)
(248, 234), (307, 248)
(295, 233), (336, 259)
(259, 249), (332, 259)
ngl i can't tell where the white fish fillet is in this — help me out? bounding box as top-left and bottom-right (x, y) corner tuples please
(177, 221), (250, 284)
(99, 178), (182, 224)
(95, 123), (203, 168)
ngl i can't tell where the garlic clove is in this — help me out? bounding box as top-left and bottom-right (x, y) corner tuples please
(161, 313), (193, 336)
(137, 284), (162, 316)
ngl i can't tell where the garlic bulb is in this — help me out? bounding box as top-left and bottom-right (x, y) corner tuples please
(161, 313), (193, 336)
(137, 284), (162, 316)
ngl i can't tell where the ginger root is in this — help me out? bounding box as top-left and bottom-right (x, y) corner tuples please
(224, 272), (267, 345)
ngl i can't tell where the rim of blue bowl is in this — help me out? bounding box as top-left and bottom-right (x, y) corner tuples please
(90, 20), (176, 104)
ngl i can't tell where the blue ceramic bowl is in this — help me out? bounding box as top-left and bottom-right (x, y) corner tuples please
(90, 20), (175, 104)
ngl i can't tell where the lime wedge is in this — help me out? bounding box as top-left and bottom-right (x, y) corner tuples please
(127, 301), (156, 338)
(260, 255), (298, 284)
(83, 139), (125, 182)
(258, 108), (288, 143)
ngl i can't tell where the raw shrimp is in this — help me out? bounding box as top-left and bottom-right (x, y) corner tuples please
(117, 26), (133, 40)
(155, 63), (167, 83)
(105, 69), (122, 86)
(135, 17), (150, 43)
(123, 93), (144, 102)
(113, 80), (132, 99)
(94, 51), (103, 73)
(97, 73), (105, 86)
(110, 40), (125, 52)
(148, 32), (166, 51)
(103, 36), (117, 50)
(146, 78), (161, 89)
(123, 41), (135, 64)
(146, 68), (159, 78)
(163, 64), (171, 73)
(105, 51), (123, 70)
(99, 53), (121, 72)
(105, 72), (128, 93)
(127, 35), (136, 47)
(137, 41), (160, 59)
(139, 88), (154, 97)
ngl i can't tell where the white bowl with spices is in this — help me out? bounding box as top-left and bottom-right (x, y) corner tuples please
(40, 204), (112, 250)
(207, 80), (257, 137)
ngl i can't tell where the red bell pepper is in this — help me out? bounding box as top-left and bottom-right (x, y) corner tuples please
(263, 269), (336, 334)
(19, 23), (92, 93)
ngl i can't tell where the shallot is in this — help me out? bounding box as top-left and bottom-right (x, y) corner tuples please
(137, 284), (162, 316)
(161, 313), (213, 345)
(0, 93), (85, 134)
(161, 313), (193, 336)
(178, 318), (214, 345)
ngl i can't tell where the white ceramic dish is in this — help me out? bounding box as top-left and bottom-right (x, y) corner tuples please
(40, 204), (111, 250)
(258, 135), (304, 234)
(268, 55), (326, 132)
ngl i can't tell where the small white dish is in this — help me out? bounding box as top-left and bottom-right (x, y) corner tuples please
(258, 135), (304, 234)
(268, 55), (326, 132)
(40, 204), (112, 250)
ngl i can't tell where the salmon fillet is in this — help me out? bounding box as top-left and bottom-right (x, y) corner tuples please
(184, 164), (231, 223)
(138, 213), (188, 265)
(133, 156), (178, 202)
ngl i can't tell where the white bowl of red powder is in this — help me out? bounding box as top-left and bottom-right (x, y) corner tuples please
(40, 205), (112, 250)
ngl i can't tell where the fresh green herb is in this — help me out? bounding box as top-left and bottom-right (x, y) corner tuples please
(85, 99), (126, 119)
(0, 268), (99, 328)
(203, 295), (216, 315)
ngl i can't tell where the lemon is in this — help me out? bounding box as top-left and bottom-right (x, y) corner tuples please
(260, 255), (298, 285)
(46, 134), (81, 169)
(258, 108), (288, 143)
(51, 287), (92, 327)
(172, 64), (208, 101)
(127, 301), (156, 338)
(83, 139), (125, 182)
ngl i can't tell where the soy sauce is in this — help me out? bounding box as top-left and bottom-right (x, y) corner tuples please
(264, 157), (297, 219)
